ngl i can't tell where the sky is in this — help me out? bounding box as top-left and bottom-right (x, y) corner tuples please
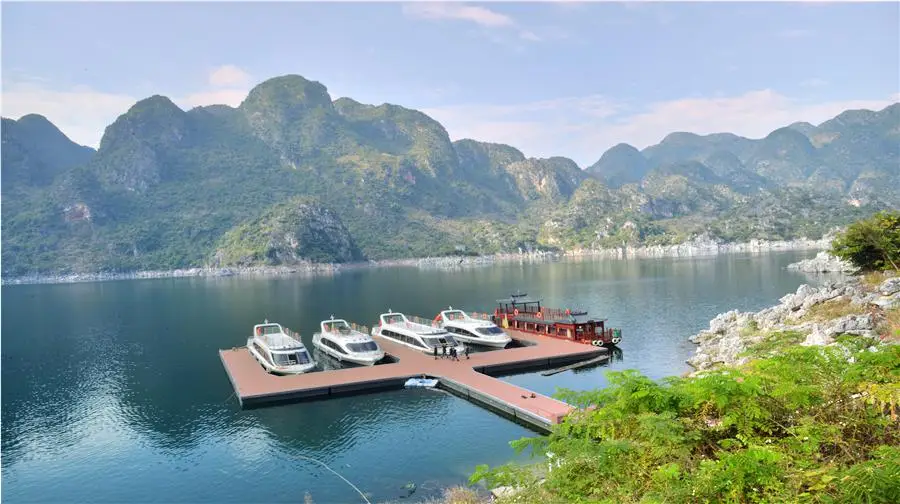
(2, 1), (898, 167)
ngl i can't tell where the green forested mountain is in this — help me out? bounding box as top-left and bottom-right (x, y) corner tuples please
(1, 74), (897, 275)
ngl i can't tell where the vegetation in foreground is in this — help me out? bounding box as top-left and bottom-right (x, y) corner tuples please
(469, 341), (900, 503)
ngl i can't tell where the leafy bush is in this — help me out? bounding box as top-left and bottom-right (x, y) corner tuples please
(831, 211), (900, 272)
(472, 344), (900, 503)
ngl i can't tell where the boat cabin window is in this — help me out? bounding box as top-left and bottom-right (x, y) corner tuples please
(382, 329), (427, 349)
(383, 314), (405, 326)
(323, 339), (347, 354)
(253, 342), (266, 358)
(273, 350), (310, 365)
(423, 335), (459, 348)
(476, 326), (505, 336)
(347, 341), (378, 353)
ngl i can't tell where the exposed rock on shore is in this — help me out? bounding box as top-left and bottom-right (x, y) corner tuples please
(786, 250), (856, 273)
(688, 274), (899, 371)
(566, 234), (831, 260)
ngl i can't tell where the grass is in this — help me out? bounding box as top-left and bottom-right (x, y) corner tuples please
(862, 270), (893, 288)
(801, 297), (867, 322)
(741, 330), (805, 358)
(880, 307), (900, 342)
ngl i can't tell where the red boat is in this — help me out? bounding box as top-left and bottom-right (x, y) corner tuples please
(491, 292), (622, 347)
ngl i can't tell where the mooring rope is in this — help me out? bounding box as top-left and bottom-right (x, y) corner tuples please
(222, 390), (236, 404)
(295, 454), (371, 504)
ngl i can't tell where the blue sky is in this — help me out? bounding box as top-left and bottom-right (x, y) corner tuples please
(2, 1), (898, 166)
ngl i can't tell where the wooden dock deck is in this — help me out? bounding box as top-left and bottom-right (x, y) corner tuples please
(220, 328), (607, 432)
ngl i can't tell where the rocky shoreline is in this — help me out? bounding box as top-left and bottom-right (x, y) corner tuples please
(687, 273), (899, 372)
(566, 234), (833, 260)
(786, 250), (857, 273)
(1, 236), (831, 286)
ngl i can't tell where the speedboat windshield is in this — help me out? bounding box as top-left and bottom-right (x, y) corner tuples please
(346, 341), (379, 353)
(476, 326), (505, 335)
(383, 314), (405, 325)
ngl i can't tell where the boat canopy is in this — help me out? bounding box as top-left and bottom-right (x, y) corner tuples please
(381, 312), (408, 326)
(496, 296), (543, 305)
(321, 318), (352, 333)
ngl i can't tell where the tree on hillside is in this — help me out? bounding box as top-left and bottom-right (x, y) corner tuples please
(830, 211), (900, 271)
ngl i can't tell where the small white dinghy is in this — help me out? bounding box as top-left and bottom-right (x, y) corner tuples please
(404, 377), (439, 388)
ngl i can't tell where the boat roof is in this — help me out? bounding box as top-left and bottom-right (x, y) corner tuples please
(320, 330), (372, 344)
(496, 296), (543, 304)
(381, 311), (447, 335)
(255, 333), (306, 351)
(320, 318), (351, 330)
(253, 322), (284, 330)
(443, 317), (496, 328)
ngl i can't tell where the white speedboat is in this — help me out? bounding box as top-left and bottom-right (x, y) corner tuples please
(247, 320), (317, 375)
(372, 310), (466, 355)
(436, 307), (512, 348)
(312, 316), (385, 366)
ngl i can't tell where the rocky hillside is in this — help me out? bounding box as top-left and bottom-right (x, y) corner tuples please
(1, 115), (95, 188)
(211, 198), (363, 266)
(688, 273), (900, 371)
(1, 73), (897, 276)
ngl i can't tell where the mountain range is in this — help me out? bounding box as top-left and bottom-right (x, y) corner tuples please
(2, 74), (898, 276)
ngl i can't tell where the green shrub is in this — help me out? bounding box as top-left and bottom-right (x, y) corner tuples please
(473, 344), (900, 503)
(831, 211), (900, 272)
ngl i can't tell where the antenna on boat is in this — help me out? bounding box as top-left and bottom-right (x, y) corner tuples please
(448, 305), (453, 310)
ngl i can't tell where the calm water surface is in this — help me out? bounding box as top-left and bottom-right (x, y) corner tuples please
(1, 251), (838, 503)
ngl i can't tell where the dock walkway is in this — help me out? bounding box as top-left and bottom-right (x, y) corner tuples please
(220, 329), (607, 431)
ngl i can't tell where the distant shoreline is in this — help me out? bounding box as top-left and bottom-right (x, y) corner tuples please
(1, 236), (831, 286)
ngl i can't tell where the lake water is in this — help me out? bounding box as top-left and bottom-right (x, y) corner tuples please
(1, 251), (837, 503)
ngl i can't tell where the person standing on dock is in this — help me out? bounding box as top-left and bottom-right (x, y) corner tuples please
(434, 346), (438, 360)
(442, 343), (447, 359)
(464, 346), (470, 360)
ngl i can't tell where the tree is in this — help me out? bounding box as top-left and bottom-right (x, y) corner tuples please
(831, 211), (900, 271)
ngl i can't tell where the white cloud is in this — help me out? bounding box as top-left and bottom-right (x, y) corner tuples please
(401, 2), (542, 43)
(1, 80), (138, 148)
(422, 90), (899, 166)
(208, 64), (251, 88)
(402, 2), (514, 27)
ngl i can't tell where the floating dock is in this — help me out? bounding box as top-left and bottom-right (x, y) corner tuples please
(220, 328), (607, 432)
